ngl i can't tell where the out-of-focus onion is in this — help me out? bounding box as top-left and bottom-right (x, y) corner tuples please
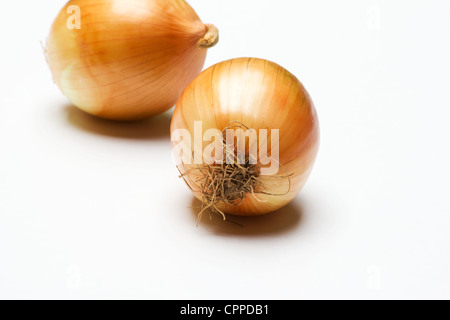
(46, 0), (218, 121)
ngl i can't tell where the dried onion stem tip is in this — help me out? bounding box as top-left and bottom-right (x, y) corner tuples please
(197, 24), (219, 48)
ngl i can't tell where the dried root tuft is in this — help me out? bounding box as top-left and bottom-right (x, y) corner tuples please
(179, 121), (290, 223)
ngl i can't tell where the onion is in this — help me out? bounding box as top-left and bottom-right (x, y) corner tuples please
(46, 0), (218, 121)
(171, 58), (320, 218)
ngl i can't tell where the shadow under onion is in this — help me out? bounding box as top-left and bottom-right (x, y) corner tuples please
(64, 104), (172, 140)
(190, 197), (304, 237)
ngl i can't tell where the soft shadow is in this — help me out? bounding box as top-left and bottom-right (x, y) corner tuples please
(64, 104), (172, 140)
(190, 198), (303, 237)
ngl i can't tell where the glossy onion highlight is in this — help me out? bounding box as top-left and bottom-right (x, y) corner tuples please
(46, 0), (218, 121)
(171, 58), (320, 217)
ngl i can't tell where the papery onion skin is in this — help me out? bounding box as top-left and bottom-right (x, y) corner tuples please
(171, 58), (320, 216)
(47, 0), (218, 121)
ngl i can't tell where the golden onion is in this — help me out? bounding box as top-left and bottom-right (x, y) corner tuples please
(46, 0), (218, 120)
(171, 58), (320, 217)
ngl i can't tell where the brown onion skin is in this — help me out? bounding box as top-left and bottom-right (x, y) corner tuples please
(47, 0), (213, 121)
(171, 58), (320, 216)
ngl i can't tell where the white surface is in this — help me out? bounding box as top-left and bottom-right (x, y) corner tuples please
(1, 0), (449, 300)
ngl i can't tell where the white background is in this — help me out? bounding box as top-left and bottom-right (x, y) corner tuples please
(1, 0), (449, 300)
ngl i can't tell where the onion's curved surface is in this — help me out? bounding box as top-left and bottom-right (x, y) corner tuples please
(171, 58), (320, 216)
(47, 0), (218, 121)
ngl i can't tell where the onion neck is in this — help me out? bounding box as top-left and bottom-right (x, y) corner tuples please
(197, 24), (219, 48)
